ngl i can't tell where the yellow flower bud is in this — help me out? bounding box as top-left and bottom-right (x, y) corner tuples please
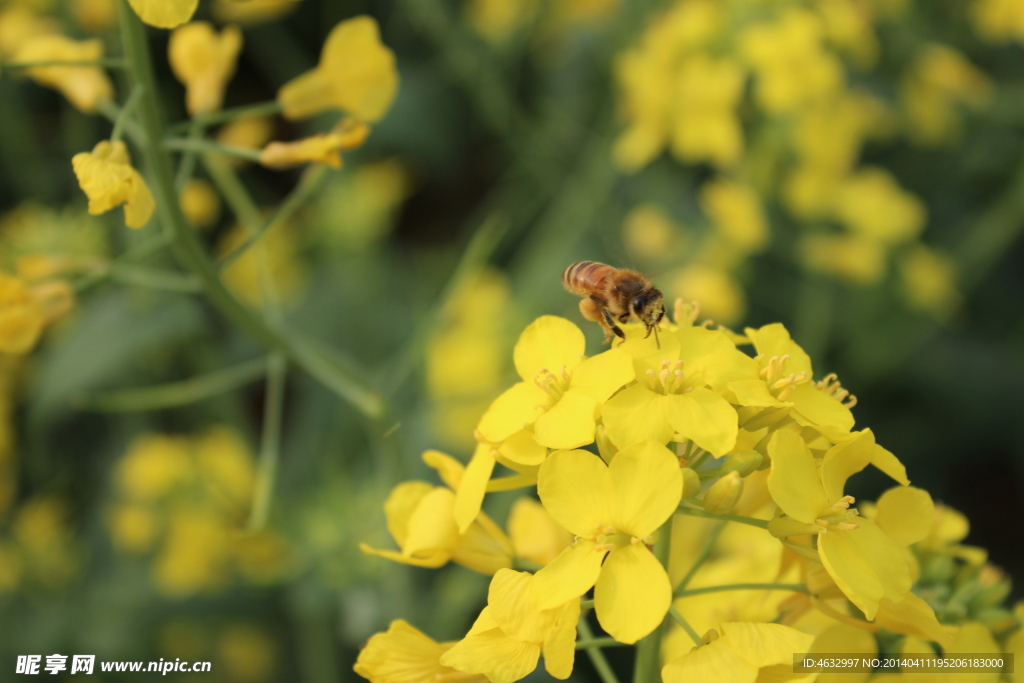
(0, 272), (73, 354)
(701, 470), (743, 514)
(72, 140), (156, 229)
(0, 6), (57, 59)
(127, 0), (199, 29)
(72, 0), (116, 33)
(720, 450), (763, 478)
(681, 467), (701, 500)
(259, 118), (370, 170)
(278, 16), (398, 122)
(179, 179), (221, 230)
(14, 35), (113, 113)
(168, 22), (242, 116)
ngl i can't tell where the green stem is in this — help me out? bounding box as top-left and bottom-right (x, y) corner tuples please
(110, 87), (142, 143)
(164, 137), (263, 163)
(675, 522), (726, 595)
(632, 514), (673, 683)
(75, 356), (267, 412)
(581, 599), (594, 611)
(216, 165), (330, 270)
(675, 506), (770, 529)
(675, 583), (810, 598)
(249, 353), (287, 530)
(72, 233), (173, 293)
(167, 100), (283, 134)
(669, 606), (701, 646)
(104, 263), (201, 292)
(117, 0), (383, 419)
(174, 119), (204, 192)
(576, 637), (623, 650)
(577, 617), (621, 683)
(96, 98), (144, 147)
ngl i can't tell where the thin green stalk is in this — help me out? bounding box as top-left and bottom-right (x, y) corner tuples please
(576, 637), (623, 651)
(676, 506), (770, 529)
(216, 165), (331, 270)
(675, 522), (726, 595)
(105, 263), (201, 292)
(632, 514), (673, 683)
(2, 58), (126, 69)
(164, 137), (262, 163)
(167, 100), (283, 134)
(581, 599), (594, 611)
(249, 352), (287, 530)
(174, 119), (204, 192)
(96, 98), (144, 147)
(117, 0), (382, 419)
(577, 617), (621, 683)
(669, 606), (701, 646)
(676, 583), (810, 598)
(76, 356), (268, 412)
(72, 233), (173, 293)
(110, 87), (143, 143)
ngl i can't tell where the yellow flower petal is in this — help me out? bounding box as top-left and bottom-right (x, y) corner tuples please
(602, 384), (674, 448)
(513, 315), (586, 382)
(454, 443), (496, 534)
(508, 498), (574, 567)
(383, 481), (433, 547)
(767, 430), (829, 524)
(820, 430), (875, 504)
(744, 323), (813, 377)
(530, 540), (606, 610)
(353, 620), (461, 683)
(440, 627), (540, 683)
(537, 449), (612, 537)
(168, 22), (242, 115)
(569, 347), (635, 403)
(665, 388), (738, 456)
(787, 382), (855, 439)
(15, 35), (113, 112)
(818, 518), (910, 620)
(72, 140), (155, 229)
(477, 382), (550, 443)
(871, 442), (910, 485)
(497, 430), (547, 467)
(534, 390), (597, 450)
(719, 621), (815, 669)
(874, 486), (935, 546)
(359, 542), (449, 568)
(488, 569), (554, 642)
(594, 543), (672, 644)
(260, 119), (370, 169)
(278, 16), (398, 122)
(663, 636), (759, 683)
(451, 513), (514, 575)
(875, 592), (953, 648)
(422, 450), (464, 490)
(127, 0), (199, 28)
(403, 488), (459, 558)
(543, 598), (580, 679)
(608, 440), (682, 538)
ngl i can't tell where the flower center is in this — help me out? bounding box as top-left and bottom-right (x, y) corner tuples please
(645, 359), (693, 396)
(587, 523), (653, 551)
(533, 366), (571, 401)
(757, 354), (807, 400)
(814, 495), (860, 531)
(815, 373), (858, 408)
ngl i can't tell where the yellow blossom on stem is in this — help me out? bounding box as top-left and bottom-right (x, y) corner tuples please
(441, 569), (579, 682)
(766, 429), (913, 619)
(72, 140), (156, 229)
(14, 35), (113, 113)
(530, 440), (682, 644)
(168, 22), (243, 116)
(476, 315), (634, 450)
(127, 0), (199, 29)
(278, 16), (398, 122)
(662, 622), (815, 683)
(0, 272), (73, 354)
(259, 118), (370, 169)
(507, 497), (574, 567)
(353, 620), (485, 683)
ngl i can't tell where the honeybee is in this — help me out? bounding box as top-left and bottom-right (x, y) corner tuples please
(562, 261), (665, 347)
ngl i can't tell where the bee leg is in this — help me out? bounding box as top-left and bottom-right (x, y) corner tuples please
(601, 307), (626, 346)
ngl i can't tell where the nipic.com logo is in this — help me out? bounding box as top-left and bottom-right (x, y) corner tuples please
(16, 655), (212, 675)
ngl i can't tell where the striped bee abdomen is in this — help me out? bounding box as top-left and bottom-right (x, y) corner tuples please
(562, 261), (615, 297)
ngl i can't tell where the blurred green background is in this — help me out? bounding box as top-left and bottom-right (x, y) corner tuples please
(0, 0), (1023, 680)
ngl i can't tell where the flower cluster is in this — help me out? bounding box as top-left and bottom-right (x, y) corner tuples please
(356, 305), (1020, 682)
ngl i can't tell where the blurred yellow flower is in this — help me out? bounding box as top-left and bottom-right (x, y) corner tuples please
(154, 506), (232, 596)
(278, 16), (398, 122)
(212, 0), (303, 25)
(217, 116), (275, 167)
(14, 35), (113, 113)
(0, 6), (55, 58)
(355, 620), (485, 683)
(622, 204), (683, 263)
(106, 503), (158, 552)
(701, 180), (768, 253)
(899, 244), (961, 316)
(466, 0), (538, 43)
(127, 0), (199, 29)
(799, 233), (886, 285)
(218, 624), (277, 683)
(72, 140), (156, 229)
(973, 0), (1024, 42)
(179, 178), (221, 230)
(671, 55), (745, 168)
(218, 219), (306, 307)
(259, 118), (370, 169)
(903, 43), (993, 146)
(168, 22), (242, 116)
(662, 622), (815, 683)
(71, 0), (116, 33)
(836, 168), (925, 245)
(0, 271), (72, 354)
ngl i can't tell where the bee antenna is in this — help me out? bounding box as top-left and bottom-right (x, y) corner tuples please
(654, 324), (660, 350)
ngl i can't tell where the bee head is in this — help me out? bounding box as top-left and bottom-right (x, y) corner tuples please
(633, 289), (666, 342)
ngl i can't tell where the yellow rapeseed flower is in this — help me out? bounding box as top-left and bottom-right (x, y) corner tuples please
(259, 118), (370, 169)
(671, 54), (745, 168)
(278, 16), (398, 122)
(530, 441), (682, 643)
(354, 620), (487, 683)
(179, 178), (221, 230)
(442, 569), (579, 682)
(72, 140), (156, 229)
(662, 622), (815, 683)
(168, 22), (243, 116)
(14, 34), (113, 113)
(507, 497), (574, 567)
(127, 0), (199, 29)
(0, 6), (56, 59)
